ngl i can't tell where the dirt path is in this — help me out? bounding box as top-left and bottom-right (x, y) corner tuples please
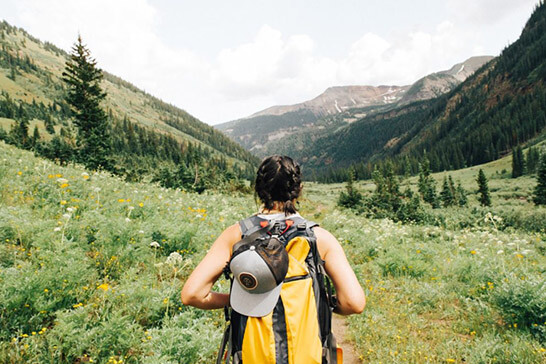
(332, 314), (361, 364)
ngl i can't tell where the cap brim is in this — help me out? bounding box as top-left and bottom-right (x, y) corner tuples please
(230, 280), (282, 317)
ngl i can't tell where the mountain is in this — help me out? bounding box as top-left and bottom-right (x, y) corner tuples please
(398, 56), (494, 105)
(249, 85), (409, 118)
(0, 20), (258, 182)
(295, 2), (546, 181)
(216, 56), (492, 155)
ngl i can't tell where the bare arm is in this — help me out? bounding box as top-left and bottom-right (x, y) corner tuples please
(181, 223), (240, 309)
(314, 227), (366, 315)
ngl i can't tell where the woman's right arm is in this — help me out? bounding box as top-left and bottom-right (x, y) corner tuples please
(181, 223), (240, 309)
(314, 227), (366, 315)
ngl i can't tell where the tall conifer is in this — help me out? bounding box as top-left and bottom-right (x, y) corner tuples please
(512, 146), (525, 178)
(477, 169), (492, 207)
(533, 154), (546, 205)
(62, 35), (112, 171)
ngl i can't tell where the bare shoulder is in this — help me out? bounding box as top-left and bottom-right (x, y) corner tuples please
(312, 226), (342, 259)
(313, 226), (338, 242)
(217, 223), (242, 249)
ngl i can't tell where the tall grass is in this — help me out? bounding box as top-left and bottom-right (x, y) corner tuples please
(1, 141), (545, 363)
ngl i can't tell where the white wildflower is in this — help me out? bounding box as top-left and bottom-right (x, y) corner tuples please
(166, 252), (183, 265)
(93, 187), (101, 193)
(128, 206), (135, 211)
(139, 230), (145, 234)
(150, 241), (160, 248)
(62, 213), (71, 219)
(497, 250), (504, 254)
(125, 217), (131, 222)
(54, 227), (61, 232)
(57, 178), (68, 184)
(66, 207), (75, 213)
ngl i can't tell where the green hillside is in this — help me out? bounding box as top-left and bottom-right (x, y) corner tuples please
(0, 20), (259, 183)
(293, 2), (546, 181)
(1, 138), (545, 363)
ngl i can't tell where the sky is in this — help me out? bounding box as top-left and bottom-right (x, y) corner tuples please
(0, 0), (540, 125)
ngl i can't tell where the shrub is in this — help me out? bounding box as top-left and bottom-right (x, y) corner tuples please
(491, 273), (546, 341)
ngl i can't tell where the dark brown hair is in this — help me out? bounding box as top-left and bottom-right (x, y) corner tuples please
(255, 155), (302, 215)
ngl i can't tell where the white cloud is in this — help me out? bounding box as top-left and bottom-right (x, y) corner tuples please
(446, 0), (538, 25)
(8, 0), (537, 124)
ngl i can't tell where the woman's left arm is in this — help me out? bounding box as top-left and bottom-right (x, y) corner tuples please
(181, 223), (240, 309)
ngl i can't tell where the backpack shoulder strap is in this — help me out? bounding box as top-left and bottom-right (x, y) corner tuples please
(238, 215), (266, 238)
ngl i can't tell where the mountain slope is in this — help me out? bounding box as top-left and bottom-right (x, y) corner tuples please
(298, 2), (546, 180)
(217, 56), (492, 155)
(0, 20), (258, 177)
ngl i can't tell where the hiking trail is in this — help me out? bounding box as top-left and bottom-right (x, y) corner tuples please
(332, 314), (361, 364)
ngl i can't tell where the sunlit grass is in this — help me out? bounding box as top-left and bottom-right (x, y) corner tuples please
(0, 141), (544, 363)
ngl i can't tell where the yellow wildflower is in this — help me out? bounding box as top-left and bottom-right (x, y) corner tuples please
(97, 283), (110, 291)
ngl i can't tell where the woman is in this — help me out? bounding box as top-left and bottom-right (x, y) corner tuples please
(181, 155), (365, 362)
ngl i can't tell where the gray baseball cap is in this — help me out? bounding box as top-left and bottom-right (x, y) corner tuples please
(229, 236), (289, 317)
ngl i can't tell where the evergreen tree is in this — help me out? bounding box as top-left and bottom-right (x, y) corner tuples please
(533, 154), (546, 205)
(9, 118), (29, 149)
(31, 125), (40, 146)
(512, 146), (525, 178)
(441, 176), (455, 207)
(338, 168), (363, 208)
(456, 181), (468, 207)
(62, 35), (112, 171)
(418, 157), (439, 208)
(477, 169), (492, 207)
(526, 147), (541, 175)
(44, 113), (55, 134)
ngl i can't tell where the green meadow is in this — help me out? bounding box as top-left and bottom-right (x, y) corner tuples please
(0, 141), (544, 363)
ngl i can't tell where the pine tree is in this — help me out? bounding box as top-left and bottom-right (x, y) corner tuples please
(526, 147), (541, 175)
(441, 176), (455, 207)
(338, 168), (363, 208)
(32, 125), (40, 146)
(533, 154), (546, 205)
(477, 169), (491, 207)
(62, 35), (112, 171)
(418, 157), (439, 208)
(456, 181), (468, 207)
(512, 146), (525, 178)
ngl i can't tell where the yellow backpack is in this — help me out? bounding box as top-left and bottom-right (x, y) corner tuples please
(217, 215), (340, 364)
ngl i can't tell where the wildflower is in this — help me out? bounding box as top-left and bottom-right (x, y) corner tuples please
(138, 202), (144, 207)
(93, 187), (101, 193)
(44, 288), (49, 293)
(17, 171), (22, 175)
(128, 206), (134, 211)
(470, 250), (477, 255)
(81, 172), (90, 180)
(125, 217), (131, 222)
(497, 250), (504, 254)
(97, 283), (110, 291)
(60, 183), (69, 189)
(150, 241), (160, 248)
(60, 200), (67, 205)
(62, 213), (71, 219)
(66, 207), (75, 213)
(54, 227), (61, 232)
(166, 252), (183, 265)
